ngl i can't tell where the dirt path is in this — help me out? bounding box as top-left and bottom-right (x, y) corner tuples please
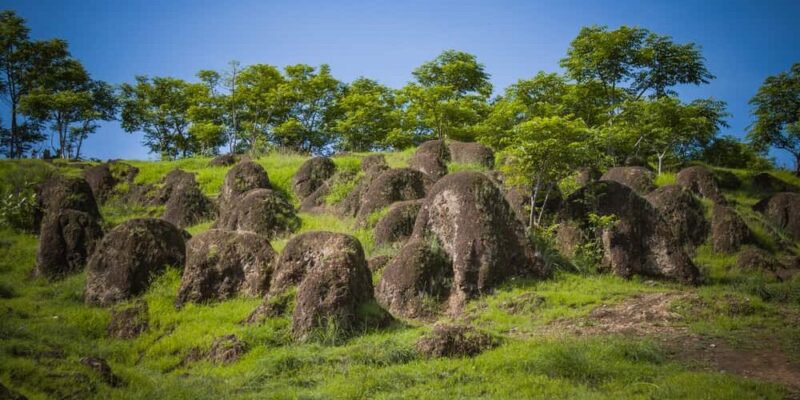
(540, 292), (800, 394)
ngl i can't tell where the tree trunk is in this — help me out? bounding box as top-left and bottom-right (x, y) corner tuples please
(536, 183), (552, 226)
(528, 175), (541, 229)
(795, 154), (800, 177)
(657, 151), (666, 176)
(10, 102), (18, 158)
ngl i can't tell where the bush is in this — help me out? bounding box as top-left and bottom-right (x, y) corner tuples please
(0, 180), (39, 232)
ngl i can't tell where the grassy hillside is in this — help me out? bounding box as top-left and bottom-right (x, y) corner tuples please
(1, 151), (799, 399)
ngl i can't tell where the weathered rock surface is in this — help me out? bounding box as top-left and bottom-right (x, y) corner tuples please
(600, 166), (655, 195)
(152, 169), (196, 205)
(161, 170), (214, 229)
(218, 161), (270, 210)
(645, 185), (708, 248)
(85, 219), (186, 306)
(355, 168), (429, 222)
(447, 140), (494, 169)
(711, 204), (751, 253)
(409, 139), (450, 180)
(361, 154), (389, 174)
(377, 172), (546, 318)
(35, 209), (103, 278)
(293, 157), (336, 199)
(83, 162), (139, 204)
(251, 232), (382, 341)
(207, 335), (247, 365)
(736, 246), (776, 271)
(214, 188), (298, 239)
(677, 166), (726, 204)
(176, 229), (276, 306)
(559, 181), (701, 284)
(374, 200), (423, 246)
(35, 176), (101, 229)
(752, 192), (800, 240)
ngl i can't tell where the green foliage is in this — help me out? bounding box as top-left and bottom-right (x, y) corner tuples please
(698, 135), (774, 170)
(334, 78), (401, 151)
(748, 62), (800, 174)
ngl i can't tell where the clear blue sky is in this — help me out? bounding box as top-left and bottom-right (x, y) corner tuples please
(3, 0), (800, 166)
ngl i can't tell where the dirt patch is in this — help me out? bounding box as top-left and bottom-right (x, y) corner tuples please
(667, 336), (800, 393)
(542, 292), (800, 393)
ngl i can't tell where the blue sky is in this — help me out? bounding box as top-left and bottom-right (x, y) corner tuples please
(3, 0), (800, 166)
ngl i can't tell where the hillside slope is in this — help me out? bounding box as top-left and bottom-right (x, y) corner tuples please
(1, 149), (799, 399)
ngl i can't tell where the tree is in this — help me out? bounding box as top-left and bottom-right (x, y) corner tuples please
(491, 116), (601, 228)
(0, 11), (69, 157)
(699, 135), (773, 170)
(119, 76), (201, 159)
(333, 77), (400, 152)
(196, 60), (244, 153)
(236, 63), (289, 153)
(613, 96), (727, 174)
(402, 50), (492, 142)
(274, 64), (342, 153)
(560, 26), (713, 106)
(748, 63), (800, 175)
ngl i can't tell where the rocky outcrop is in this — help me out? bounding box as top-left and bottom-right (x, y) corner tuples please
(35, 209), (103, 278)
(559, 181), (701, 284)
(218, 161), (270, 210)
(35, 176), (101, 229)
(161, 170), (214, 229)
(448, 141), (494, 169)
(214, 188), (298, 239)
(377, 172), (546, 318)
(355, 168), (429, 222)
(711, 205), (751, 253)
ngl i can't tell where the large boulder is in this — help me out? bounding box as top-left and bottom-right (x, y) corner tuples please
(377, 172), (546, 318)
(645, 185), (708, 248)
(374, 200), (423, 246)
(85, 219), (186, 306)
(35, 176), (101, 229)
(161, 172), (214, 229)
(176, 229), (276, 306)
(559, 181), (701, 284)
(252, 232), (381, 341)
(448, 140), (494, 169)
(409, 139), (450, 180)
(600, 167), (655, 195)
(752, 192), (800, 240)
(355, 168), (429, 222)
(676, 166), (726, 204)
(292, 157), (336, 199)
(575, 167), (602, 186)
(35, 209), (103, 278)
(218, 161), (270, 210)
(152, 169), (197, 205)
(215, 188), (298, 239)
(711, 204), (751, 253)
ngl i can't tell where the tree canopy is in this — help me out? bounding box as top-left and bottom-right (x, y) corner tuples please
(748, 63), (800, 175)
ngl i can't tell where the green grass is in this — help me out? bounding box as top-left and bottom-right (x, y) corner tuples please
(654, 172), (676, 187)
(2, 154), (799, 399)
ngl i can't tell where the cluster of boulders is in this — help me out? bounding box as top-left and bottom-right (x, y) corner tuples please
(26, 142), (800, 353)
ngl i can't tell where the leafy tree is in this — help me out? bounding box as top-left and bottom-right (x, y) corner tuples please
(560, 25), (713, 105)
(236, 63), (289, 153)
(0, 11), (69, 157)
(333, 77), (400, 152)
(748, 63), (800, 175)
(20, 58), (115, 160)
(698, 135), (773, 170)
(274, 64), (342, 153)
(485, 116), (601, 228)
(402, 50), (492, 142)
(612, 97), (727, 174)
(119, 76), (202, 159)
